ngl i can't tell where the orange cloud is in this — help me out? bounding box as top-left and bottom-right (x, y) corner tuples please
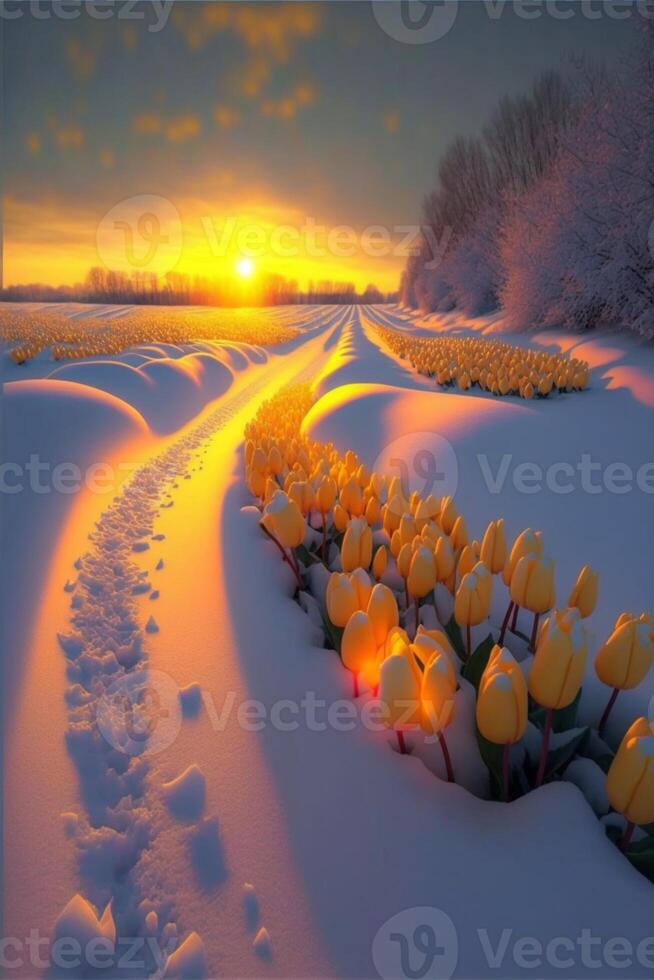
(384, 112), (400, 134)
(174, 3), (321, 60)
(214, 105), (241, 129)
(165, 115), (201, 143)
(261, 82), (316, 121)
(132, 113), (162, 135)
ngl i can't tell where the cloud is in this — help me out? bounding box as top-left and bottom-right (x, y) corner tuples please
(214, 105), (241, 129)
(132, 113), (163, 135)
(165, 115), (201, 143)
(173, 3), (321, 60)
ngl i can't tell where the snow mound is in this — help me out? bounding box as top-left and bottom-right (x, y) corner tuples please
(53, 893), (116, 947)
(163, 931), (206, 979)
(162, 764), (206, 822)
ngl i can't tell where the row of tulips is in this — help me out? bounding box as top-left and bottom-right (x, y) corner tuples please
(244, 385), (654, 874)
(1, 307), (299, 364)
(373, 324), (589, 398)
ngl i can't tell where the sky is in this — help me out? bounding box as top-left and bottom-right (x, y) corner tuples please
(0, 0), (638, 294)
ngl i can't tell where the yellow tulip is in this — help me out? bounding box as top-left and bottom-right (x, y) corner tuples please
(471, 561), (493, 610)
(326, 573), (359, 627)
(262, 490), (306, 549)
(390, 529), (402, 558)
(477, 646), (528, 745)
(356, 463), (370, 488)
(341, 611), (377, 696)
(333, 502), (349, 533)
(455, 571), (490, 628)
(510, 556), (555, 614)
(595, 614), (654, 737)
(439, 496), (457, 535)
(399, 513), (417, 548)
(502, 528), (543, 587)
(367, 583), (400, 648)
(288, 479), (314, 515)
(341, 517), (373, 572)
(268, 446), (283, 476)
(479, 518), (507, 574)
(567, 565), (598, 619)
(372, 545), (388, 581)
(365, 495), (380, 526)
(606, 718), (654, 838)
(344, 449), (358, 475)
(457, 544), (479, 581)
(450, 515), (468, 551)
(434, 536), (455, 583)
(414, 494), (440, 531)
(407, 546), (437, 600)
(379, 654), (421, 751)
(529, 608), (587, 711)
(397, 542), (413, 581)
(421, 652), (456, 733)
(413, 633), (457, 689)
(316, 476), (337, 514)
(340, 477), (364, 517)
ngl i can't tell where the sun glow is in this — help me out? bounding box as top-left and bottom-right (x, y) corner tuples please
(236, 257), (255, 279)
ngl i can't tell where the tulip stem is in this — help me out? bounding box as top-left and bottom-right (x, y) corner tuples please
(466, 624), (471, 662)
(598, 687), (619, 740)
(396, 729), (408, 755)
(321, 515), (328, 564)
(259, 524), (303, 590)
(499, 600), (514, 646)
(353, 673), (360, 699)
(535, 708), (553, 788)
(438, 731), (455, 783)
(511, 603), (519, 633)
(530, 612), (540, 653)
(502, 743), (511, 802)
(619, 821), (635, 852)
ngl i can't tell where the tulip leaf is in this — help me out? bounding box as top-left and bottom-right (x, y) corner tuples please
(475, 729), (510, 802)
(444, 616), (466, 660)
(295, 543), (323, 569)
(461, 634), (495, 692)
(545, 726), (589, 778)
(320, 612), (344, 656)
(529, 689), (583, 734)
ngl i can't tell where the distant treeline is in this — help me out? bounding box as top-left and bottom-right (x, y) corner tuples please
(1, 267), (397, 308)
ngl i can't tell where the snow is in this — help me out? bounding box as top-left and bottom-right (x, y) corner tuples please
(3, 301), (654, 978)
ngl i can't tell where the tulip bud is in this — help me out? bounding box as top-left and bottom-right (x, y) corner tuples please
(529, 609), (588, 709)
(317, 476), (337, 514)
(471, 561), (493, 610)
(356, 463), (370, 488)
(341, 517), (373, 572)
(479, 519), (507, 575)
(439, 496), (457, 535)
(365, 495), (381, 527)
(397, 542), (413, 580)
(450, 515), (468, 551)
(262, 490), (306, 549)
(477, 646), (528, 744)
(399, 513), (417, 548)
(457, 544), (478, 581)
(379, 654), (421, 728)
(333, 503), (349, 533)
(372, 545), (388, 581)
(288, 480), (313, 515)
(502, 528), (543, 587)
(340, 477), (364, 517)
(414, 494), (440, 531)
(350, 567), (373, 611)
(434, 536), (455, 582)
(344, 450), (358, 475)
(367, 583), (399, 647)
(421, 653), (456, 734)
(567, 565), (598, 619)
(510, 556), (555, 614)
(595, 617), (654, 690)
(407, 546), (437, 599)
(268, 446), (283, 476)
(326, 573), (359, 627)
(390, 530), (402, 558)
(455, 571), (490, 628)
(606, 717), (654, 827)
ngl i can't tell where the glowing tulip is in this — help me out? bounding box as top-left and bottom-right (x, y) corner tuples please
(372, 545), (388, 581)
(529, 608), (588, 786)
(479, 518), (507, 575)
(379, 653), (421, 753)
(420, 653), (456, 782)
(367, 583), (400, 648)
(341, 611), (377, 697)
(471, 561), (493, 611)
(341, 517), (373, 573)
(567, 565), (598, 619)
(595, 614), (654, 736)
(606, 718), (654, 848)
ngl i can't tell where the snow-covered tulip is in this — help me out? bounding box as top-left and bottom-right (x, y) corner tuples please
(567, 565), (598, 620)
(595, 614), (654, 736)
(529, 609), (588, 787)
(372, 545), (388, 582)
(408, 546), (436, 600)
(379, 653), (421, 753)
(606, 717), (654, 849)
(455, 571), (491, 658)
(333, 503), (349, 533)
(341, 517), (372, 573)
(509, 555), (555, 650)
(326, 573), (359, 628)
(477, 646), (528, 800)
(421, 653), (456, 782)
(341, 611), (377, 697)
(340, 477), (364, 517)
(479, 518), (507, 575)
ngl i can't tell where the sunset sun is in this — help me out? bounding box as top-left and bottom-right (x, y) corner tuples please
(236, 257), (255, 279)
